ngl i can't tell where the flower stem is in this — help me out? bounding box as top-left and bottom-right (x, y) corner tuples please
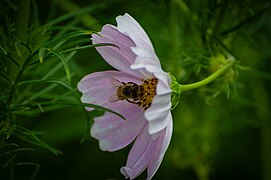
(180, 61), (234, 92)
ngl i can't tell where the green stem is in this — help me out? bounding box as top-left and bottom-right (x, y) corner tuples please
(10, 0), (30, 81)
(14, 0), (30, 44)
(1, 53), (35, 113)
(180, 61), (234, 92)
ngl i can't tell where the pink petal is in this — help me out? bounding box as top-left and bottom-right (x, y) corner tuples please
(77, 70), (142, 110)
(120, 120), (172, 180)
(147, 116), (173, 180)
(126, 25), (172, 134)
(92, 25), (142, 78)
(116, 13), (154, 52)
(91, 101), (145, 152)
(120, 124), (156, 179)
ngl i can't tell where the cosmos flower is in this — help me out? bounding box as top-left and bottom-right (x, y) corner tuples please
(78, 13), (172, 180)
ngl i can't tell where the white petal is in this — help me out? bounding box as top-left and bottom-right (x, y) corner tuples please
(116, 13), (154, 52)
(145, 71), (172, 134)
(131, 47), (161, 68)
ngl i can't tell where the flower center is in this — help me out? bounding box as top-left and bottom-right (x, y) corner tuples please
(139, 78), (158, 110)
(114, 78), (157, 110)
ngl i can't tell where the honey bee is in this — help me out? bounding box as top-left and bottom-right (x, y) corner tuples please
(110, 78), (157, 110)
(111, 79), (144, 105)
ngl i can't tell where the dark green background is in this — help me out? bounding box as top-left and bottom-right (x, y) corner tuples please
(0, 0), (271, 180)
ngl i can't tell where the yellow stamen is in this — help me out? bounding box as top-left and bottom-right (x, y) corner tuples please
(139, 78), (157, 110)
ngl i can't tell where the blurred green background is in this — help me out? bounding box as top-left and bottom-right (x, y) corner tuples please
(0, 0), (271, 179)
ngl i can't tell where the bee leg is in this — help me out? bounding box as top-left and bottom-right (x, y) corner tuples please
(126, 98), (136, 104)
(126, 98), (140, 105)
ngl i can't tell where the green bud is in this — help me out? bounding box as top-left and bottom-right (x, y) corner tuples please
(169, 73), (181, 110)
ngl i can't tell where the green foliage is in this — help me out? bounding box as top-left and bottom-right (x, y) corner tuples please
(0, 0), (124, 178)
(0, 0), (270, 180)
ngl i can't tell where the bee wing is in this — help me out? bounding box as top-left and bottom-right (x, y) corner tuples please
(108, 95), (120, 103)
(110, 78), (125, 87)
(108, 78), (123, 102)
